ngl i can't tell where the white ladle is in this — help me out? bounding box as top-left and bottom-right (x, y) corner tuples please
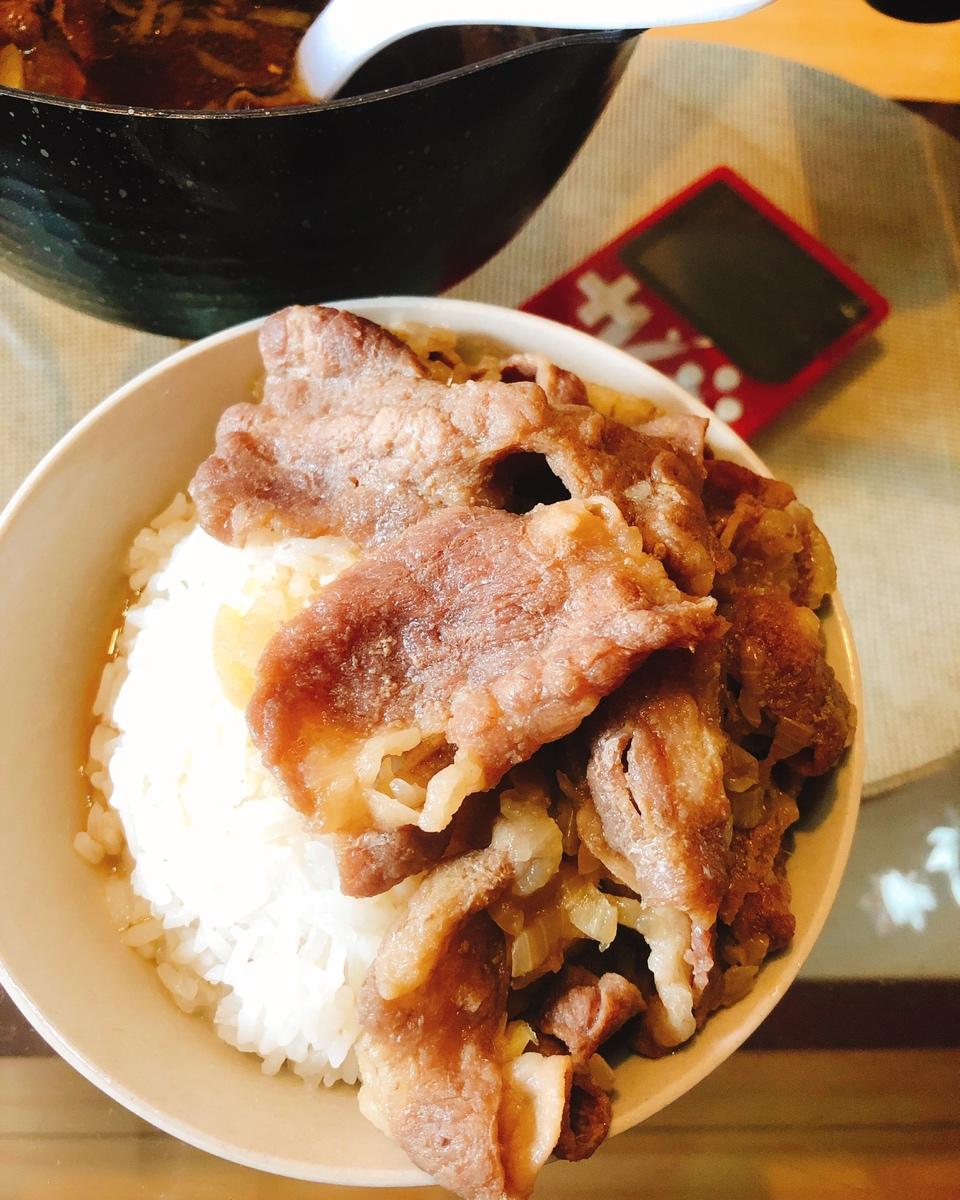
(296, 0), (773, 100)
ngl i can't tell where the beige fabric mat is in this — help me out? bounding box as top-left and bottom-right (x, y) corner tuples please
(1, 40), (957, 792)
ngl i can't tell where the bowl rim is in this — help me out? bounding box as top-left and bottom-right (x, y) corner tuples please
(0, 27), (636, 121)
(0, 295), (863, 1185)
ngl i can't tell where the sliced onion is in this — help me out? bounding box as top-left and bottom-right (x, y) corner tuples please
(553, 794), (580, 858)
(561, 882), (618, 949)
(132, 0), (160, 40)
(0, 44), (24, 89)
(193, 49), (246, 81)
(490, 898), (524, 936)
(248, 7), (312, 27)
(502, 1020), (537, 1061)
(737, 686), (763, 728)
(724, 743), (760, 794)
(613, 895), (645, 931)
(766, 715), (814, 764)
(511, 907), (565, 978)
(731, 785), (765, 830)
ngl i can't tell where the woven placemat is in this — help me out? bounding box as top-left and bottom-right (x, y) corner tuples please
(2, 40), (958, 792)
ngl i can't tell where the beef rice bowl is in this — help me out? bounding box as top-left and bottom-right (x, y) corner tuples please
(73, 303), (856, 1200)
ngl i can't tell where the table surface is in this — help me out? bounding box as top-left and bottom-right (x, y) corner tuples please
(1, 30), (959, 1200)
(650, 0), (960, 102)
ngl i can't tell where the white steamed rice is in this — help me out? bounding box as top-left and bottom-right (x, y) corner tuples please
(80, 495), (420, 1087)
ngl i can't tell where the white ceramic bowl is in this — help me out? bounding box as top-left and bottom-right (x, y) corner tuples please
(0, 297), (862, 1186)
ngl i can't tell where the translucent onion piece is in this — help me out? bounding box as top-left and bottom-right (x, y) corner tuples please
(0, 44), (24, 89)
(585, 382), (657, 428)
(132, 0), (159, 40)
(766, 715), (814, 764)
(212, 595), (287, 708)
(721, 964), (759, 1007)
(561, 881), (618, 950)
(511, 907), (565, 979)
(724, 742), (760, 794)
(193, 48), (246, 81)
(490, 898), (524, 937)
(731, 785), (765, 831)
(737, 685), (763, 728)
(502, 1020), (537, 1061)
(248, 7), (311, 26)
(491, 790), (563, 896)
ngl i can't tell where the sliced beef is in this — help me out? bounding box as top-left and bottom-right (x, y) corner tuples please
(359, 862), (592, 1200)
(704, 459), (836, 609)
(249, 502), (719, 835)
(554, 1076), (613, 1162)
(259, 303), (427, 414)
(578, 649), (731, 990)
(535, 965), (644, 1066)
(725, 590), (854, 777)
(358, 912), (511, 1200)
(334, 825), (450, 899)
(499, 1052), (574, 1197)
(373, 847), (513, 1001)
(334, 789), (496, 898)
(497, 353), (589, 407)
(703, 458), (796, 516)
(720, 785), (799, 953)
(191, 305), (723, 595)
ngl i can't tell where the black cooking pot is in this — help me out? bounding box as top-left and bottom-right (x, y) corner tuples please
(0, 30), (638, 338)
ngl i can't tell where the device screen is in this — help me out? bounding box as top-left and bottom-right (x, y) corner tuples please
(618, 180), (871, 383)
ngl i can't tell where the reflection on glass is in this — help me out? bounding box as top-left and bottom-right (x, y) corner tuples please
(860, 812), (960, 935)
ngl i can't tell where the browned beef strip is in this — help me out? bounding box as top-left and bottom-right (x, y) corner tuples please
(703, 459), (796, 516)
(536, 965), (644, 1067)
(259, 303), (427, 414)
(359, 851), (582, 1199)
(248, 503), (719, 834)
(335, 790), (496, 898)
(191, 305), (723, 595)
(373, 847), (513, 1001)
(51, 0), (108, 62)
(497, 353), (590, 406)
(334, 825), (450, 899)
(358, 912), (510, 1200)
(729, 867), (796, 954)
(554, 1077), (613, 1162)
(720, 786), (799, 952)
(724, 590), (854, 777)
(578, 648), (731, 990)
(704, 459), (837, 609)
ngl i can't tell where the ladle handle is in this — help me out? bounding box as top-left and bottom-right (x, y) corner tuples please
(296, 0), (773, 99)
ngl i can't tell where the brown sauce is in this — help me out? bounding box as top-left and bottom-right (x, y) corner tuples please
(0, 0), (326, 108)
(0, 0), (553, 110)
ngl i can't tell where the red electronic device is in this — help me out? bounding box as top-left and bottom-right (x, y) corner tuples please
(521, 167), (889, 438)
